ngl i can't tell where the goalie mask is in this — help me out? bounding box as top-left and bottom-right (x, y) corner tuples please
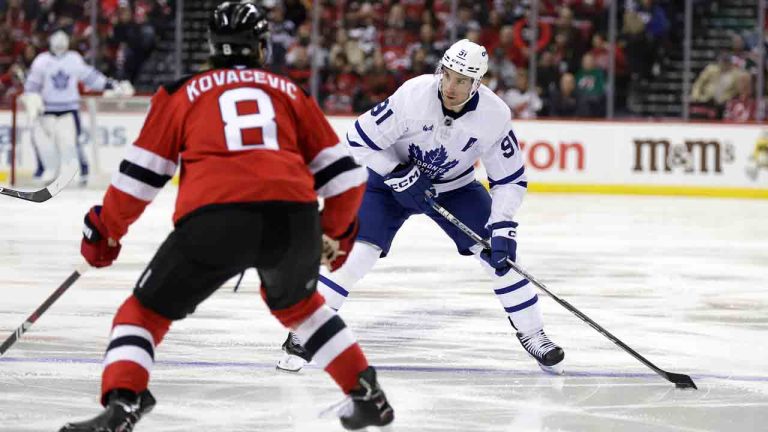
(49, 30), (70, 56)
(208, 0), (271, 68)
(437, 39), (488, 108)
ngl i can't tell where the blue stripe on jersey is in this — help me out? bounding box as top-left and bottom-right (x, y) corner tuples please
(494, 279), (529, 295)
(504, 295), (538, 313)
(517, 181), (528, 188)
(488, 166), (525, 188)
(354, 121), (382, 151)
(433, 166), (475, 184)
(319, 275), (349, 297)
(346, 132), (364, 148)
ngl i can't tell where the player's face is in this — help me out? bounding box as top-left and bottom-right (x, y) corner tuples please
(440, 67), (473, 107)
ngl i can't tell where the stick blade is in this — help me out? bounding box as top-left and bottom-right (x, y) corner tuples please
(668, 372), (697, 390)
(40, 163), (79, 200)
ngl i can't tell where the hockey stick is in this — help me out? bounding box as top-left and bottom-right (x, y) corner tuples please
(0, 162), (78, 203)
(425, 194), (697, 390)
(233, 271), (245, 292)
(0, 261), (90, 356)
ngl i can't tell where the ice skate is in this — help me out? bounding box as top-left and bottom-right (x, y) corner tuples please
(338, 366), (394, 431)
(276, 332), (312, 372)
(517, 328), (565, 375)
(59, 389), (155, 432)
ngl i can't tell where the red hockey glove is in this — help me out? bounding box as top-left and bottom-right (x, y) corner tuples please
(81, 205), (121, 268)
(321, 217), (359, 272)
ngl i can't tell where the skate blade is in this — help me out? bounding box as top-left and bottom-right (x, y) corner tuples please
(276, 353), (308, 372)
(539, 361), (564, 375)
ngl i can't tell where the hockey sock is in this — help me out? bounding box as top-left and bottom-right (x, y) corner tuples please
(317, 241), (381, 310)
(271, 292), (368, 393)
(474, 253), (544, 335)
(101, 295), (171, 405)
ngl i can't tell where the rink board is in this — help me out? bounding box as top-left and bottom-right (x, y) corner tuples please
(1, 110), (767, 198)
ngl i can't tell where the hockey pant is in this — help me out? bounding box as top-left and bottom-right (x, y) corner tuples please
(31, 110), (87, 179)
(99, 203), (369, 404)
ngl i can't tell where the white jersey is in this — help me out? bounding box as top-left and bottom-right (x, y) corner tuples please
(345, 74), (527, 226)
(24, 51), (109, 112)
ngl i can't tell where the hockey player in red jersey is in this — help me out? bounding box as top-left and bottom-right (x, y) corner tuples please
(60, 2), (393, 431)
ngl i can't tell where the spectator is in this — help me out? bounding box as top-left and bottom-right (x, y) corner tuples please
(575, 52), (606, 116)
(537, 50), (560, 100)
(407, 23), (446, 70)
(549, 28), (581, 74)
(487, 24), (527, 69)
(329, 27), (365, 75)
(691, 52), (747, 107)
(111, 5), (155, 82)
(723, 73), (756, 122)
(322, 52), (360, 114)
(379, 3), (412, 72)
(480, 9), (503, 50)
(347, 2), (378, 55)
(285, 44), (312, 93)
(548, 72), (580, 117)
(403, 46), (433, 82)
(354, 49), (396, 112)
(502, 69), (543, 119)
(268, 4), (297, 73)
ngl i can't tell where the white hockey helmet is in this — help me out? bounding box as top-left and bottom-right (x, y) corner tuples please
(438, 39), (488, 107)
(49, 30), (70, 56)
(440, 39), (489, 80)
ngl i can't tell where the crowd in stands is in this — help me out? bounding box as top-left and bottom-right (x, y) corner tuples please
(690, 32), (762, 122)
(270, 0), (658, 118)
(0, 0), (765, 122)
(0, 0), (172, 107)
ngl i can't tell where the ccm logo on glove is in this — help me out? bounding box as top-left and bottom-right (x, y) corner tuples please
(385, 166), (421, 192)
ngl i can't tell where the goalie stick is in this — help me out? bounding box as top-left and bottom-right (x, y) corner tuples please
(0, 162), (78, 203)
(0, 262), (90, 356)
(425, 193), (698, 390)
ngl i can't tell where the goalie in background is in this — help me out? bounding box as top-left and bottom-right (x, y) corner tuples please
(21, 30), (134, 186)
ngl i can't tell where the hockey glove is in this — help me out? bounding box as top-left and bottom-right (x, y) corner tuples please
(383, 162), (435, 213)
(81, 205), (121, 268)
(322, 217), (359, 271)
(481, 221), (518, 276)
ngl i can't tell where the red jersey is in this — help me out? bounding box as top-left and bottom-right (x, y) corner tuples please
(100, 68), (367, 241)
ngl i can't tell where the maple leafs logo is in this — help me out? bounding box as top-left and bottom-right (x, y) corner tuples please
(408, 144), (459, 181)
(51, 70), (70, 90)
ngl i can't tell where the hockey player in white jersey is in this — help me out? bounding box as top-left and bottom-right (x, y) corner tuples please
(21, 30), (133, 185)
(277, 39), (565, 375)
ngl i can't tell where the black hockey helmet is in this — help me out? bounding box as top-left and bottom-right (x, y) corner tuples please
(209, 0), (270, 67)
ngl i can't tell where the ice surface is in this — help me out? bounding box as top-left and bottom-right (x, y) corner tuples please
(1, 188), (766, 431)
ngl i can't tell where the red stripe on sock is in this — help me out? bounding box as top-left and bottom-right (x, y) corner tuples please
(101, 361), (149, 405)
(325, 344), (369, 393)
(113, 295), (171, 345)
(268, 291), (326, 328)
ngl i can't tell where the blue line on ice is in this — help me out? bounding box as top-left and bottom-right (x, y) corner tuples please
(1, 356), (767, 383)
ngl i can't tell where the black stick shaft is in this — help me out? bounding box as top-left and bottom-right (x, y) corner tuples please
(0, 265), (87, 356)
(426, 195), (696, 389)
